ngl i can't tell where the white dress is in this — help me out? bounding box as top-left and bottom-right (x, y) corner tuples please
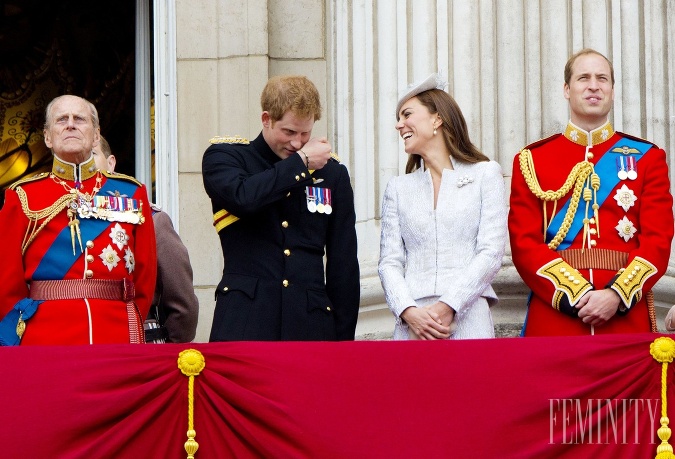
(378, 159), (507, 339)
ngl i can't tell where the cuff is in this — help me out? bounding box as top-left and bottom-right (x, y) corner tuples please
(537, 258), (593, 315)
(608, 257), (657, 313)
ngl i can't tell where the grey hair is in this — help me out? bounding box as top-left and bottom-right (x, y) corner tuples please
(43, 95), (100, 130)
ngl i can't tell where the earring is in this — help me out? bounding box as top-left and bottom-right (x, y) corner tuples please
(433, 128), (437, 136)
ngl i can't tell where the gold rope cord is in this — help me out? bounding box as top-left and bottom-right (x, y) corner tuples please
(178, 349), (206, 459)
(650, 337), (675, 459)
(16, 187), (75, 254)
(518, 149), (595, 250)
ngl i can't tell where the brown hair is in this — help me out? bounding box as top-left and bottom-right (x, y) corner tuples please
(405, 89), (488, 173)
(260, 75), (322, 122)
(564, 48), (615, 86)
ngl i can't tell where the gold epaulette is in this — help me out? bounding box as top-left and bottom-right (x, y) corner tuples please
(8, 172), (49, 190)
(209, 135), (249, 145)
(330, 152), (341, 163)
(101, 170), (142, 187)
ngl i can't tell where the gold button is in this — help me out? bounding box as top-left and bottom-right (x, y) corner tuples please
(223, 286), (229, 292)
(282, 221), (289, 228)
(86, 240), (95, 249)
(283, 280), (289, 287)
(326, 306), (331, 312)
(286, 192), (291, 197)
(284, 249), (291, 256)
(590, 240), (597, 247)
(295, 175), (300, 181)
(85, 270), (93, 278)
(86, 255), (95, 263)
(587, 152), (594, 159)
(589, 229), (597, 235)
(301, 172), (306, 178)
(573, 280), (580, 285)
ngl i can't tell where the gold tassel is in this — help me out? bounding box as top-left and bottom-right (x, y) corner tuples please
(582, 186), (592, 251)
(650, 337), (675, 458)
(591, 173), (601, 237)
(178, 349), (206, 459)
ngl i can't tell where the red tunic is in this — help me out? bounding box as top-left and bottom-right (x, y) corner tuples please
(509, 121), (673, 336)
(0, 156), (157, 345)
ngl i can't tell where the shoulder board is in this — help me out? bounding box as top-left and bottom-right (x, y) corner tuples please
(330, 152), (341, 163)
(8, 172), (49, 190)
(523, 133), (562, 151)
(210, 135), (249, 145)
(101, 170), (142, 187)
(617, 131), (658, 149)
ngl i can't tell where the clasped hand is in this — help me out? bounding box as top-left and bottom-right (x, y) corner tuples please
(401, 302), (455, 340)
(575, 289), (621, 327)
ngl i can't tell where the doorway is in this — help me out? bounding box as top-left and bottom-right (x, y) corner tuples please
(0, 0), (147, 206)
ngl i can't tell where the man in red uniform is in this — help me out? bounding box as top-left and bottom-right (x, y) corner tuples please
(509, 49), (673, 336)
(0, 95), (156, 345)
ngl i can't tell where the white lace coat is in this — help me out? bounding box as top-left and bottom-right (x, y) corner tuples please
(378, 159), (507, 339)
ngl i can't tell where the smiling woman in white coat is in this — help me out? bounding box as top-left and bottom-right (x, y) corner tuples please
(378, 73), (508, 340)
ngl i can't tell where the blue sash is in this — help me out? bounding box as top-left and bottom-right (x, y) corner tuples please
(32, 177), (139, 280)
(546, 138), (651, 250)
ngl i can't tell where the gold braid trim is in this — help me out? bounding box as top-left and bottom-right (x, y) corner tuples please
(518, 149), (595, 250)
(611, 256), (656, 309)
(536, 258), (593, 307)
(16, 187), (75, 254)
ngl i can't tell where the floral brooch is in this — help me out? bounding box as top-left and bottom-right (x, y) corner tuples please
(457, 175), (474, 188)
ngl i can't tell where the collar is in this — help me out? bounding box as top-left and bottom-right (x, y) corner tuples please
(51, 155), (99, 182)
(563, 120), (615, 147)
(254, 132), (282, 165)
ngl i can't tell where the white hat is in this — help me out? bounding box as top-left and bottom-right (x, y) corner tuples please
(396, 73), (447, 116)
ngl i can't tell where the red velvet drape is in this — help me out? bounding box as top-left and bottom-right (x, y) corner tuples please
(1, 334), (672, 458)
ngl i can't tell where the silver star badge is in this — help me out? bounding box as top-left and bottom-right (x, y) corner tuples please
(613, 184), (637, 212)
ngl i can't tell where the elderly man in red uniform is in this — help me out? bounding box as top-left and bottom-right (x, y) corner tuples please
(0, 95), (156, 345)
(509, 49), (673, 336)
